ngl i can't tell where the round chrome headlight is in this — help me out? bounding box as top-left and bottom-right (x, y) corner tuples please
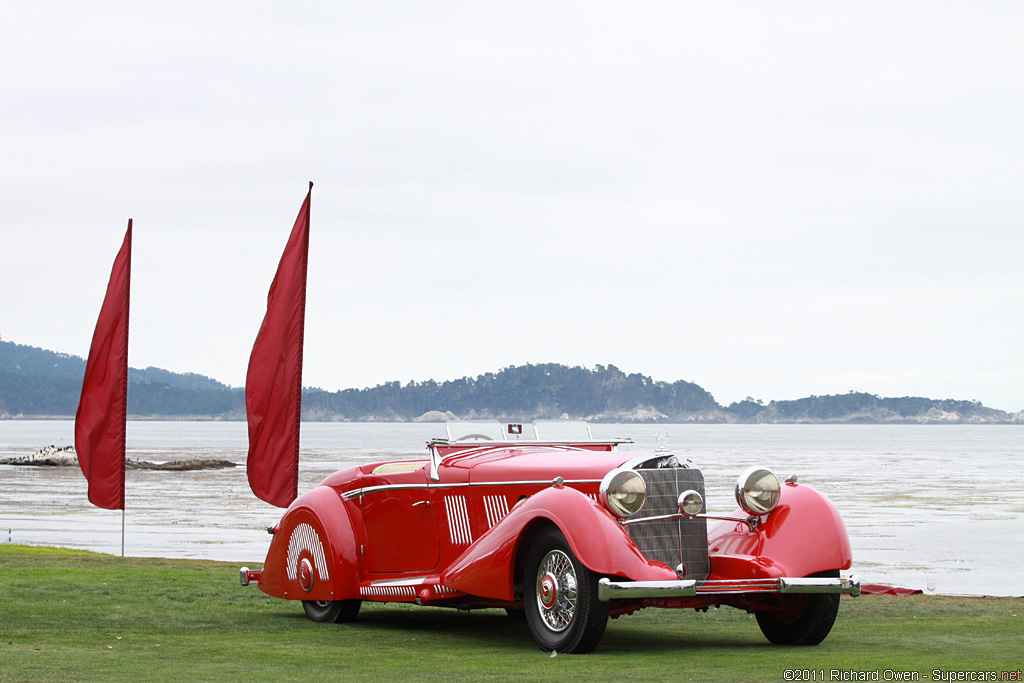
(599, 469), (647, 518)
(678, 490), (704, 517)
(735, 467), (781, 516)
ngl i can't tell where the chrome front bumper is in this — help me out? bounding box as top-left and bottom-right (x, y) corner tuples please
(597, 574), (861, 601)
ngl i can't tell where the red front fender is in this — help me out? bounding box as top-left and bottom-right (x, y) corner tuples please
(707, 482), (853, 580)
(441, 486), (676, 601)
(258, 486), (360, 601)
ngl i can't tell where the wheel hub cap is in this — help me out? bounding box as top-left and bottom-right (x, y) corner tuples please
(298, 557), (314, 592)
(540, 572), (558, 609)
(535, 549), (577, 632)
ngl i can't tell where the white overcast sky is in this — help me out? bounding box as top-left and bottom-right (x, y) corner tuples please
(2, 2), (1022, 412)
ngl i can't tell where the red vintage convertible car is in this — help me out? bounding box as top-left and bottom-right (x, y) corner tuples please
(241, 421), (860, 653)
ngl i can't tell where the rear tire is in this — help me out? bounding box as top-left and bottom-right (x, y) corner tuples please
(755, 570), (840, 645)
(302, 599), (362, 624)
(523, 526), (608, 653)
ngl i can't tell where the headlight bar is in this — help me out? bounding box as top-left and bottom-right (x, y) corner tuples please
(618, 487), (764, 532)
(614, 465), (784, 531)
(620, 510), (763, 532)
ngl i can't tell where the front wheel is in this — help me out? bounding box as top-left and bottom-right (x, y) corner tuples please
(755, 570), (841, 645)
(523, 526), (609, 653)
(302, 599), (362, 624)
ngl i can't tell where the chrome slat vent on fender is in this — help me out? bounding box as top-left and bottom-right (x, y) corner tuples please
(628, 467), (710, 581)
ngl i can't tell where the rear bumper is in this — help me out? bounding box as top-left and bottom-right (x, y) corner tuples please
(240, 567), (262, 586)
(597, 574), (861, 601)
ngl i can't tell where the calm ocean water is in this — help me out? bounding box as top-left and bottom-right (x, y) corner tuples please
(1, 421), (1021, 596)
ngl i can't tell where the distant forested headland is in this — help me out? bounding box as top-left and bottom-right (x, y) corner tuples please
(1, 340), (1019, 424)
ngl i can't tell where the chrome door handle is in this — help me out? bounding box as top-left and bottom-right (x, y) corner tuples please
(412, 500), (430, 507)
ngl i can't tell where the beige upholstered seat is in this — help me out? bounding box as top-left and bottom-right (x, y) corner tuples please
(371, 461), (429, 475)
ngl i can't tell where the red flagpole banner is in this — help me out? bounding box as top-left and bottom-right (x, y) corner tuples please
(246, 183), (312, 507)
(75, 220), (132, 511)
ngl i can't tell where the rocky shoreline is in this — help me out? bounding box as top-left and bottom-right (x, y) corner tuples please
(0, 445), (236, 470)
(392, 407), (1024, 425)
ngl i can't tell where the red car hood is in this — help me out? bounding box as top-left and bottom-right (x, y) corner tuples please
(447, 445), (639, 484)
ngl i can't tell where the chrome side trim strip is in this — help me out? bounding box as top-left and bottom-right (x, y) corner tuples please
(470, 479), (602, 488)
(341, 483), (427, 500)
(341, 479), (602, 500)
(597, 575), (861, 601)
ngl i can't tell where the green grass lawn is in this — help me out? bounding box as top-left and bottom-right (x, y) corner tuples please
(1, 544), (1021, 682)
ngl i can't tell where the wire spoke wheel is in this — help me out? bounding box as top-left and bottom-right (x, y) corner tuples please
(535, 549), (578, 632)
(524, 526), (608, 653)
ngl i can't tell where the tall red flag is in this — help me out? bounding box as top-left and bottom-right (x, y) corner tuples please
(246, 183), (312, 507)
(75, 221), (132, 510)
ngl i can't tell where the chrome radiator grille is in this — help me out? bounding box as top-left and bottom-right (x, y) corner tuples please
(627, 467), (710, 581)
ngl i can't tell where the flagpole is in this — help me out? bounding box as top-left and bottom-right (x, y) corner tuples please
(121, 219), (130, 557)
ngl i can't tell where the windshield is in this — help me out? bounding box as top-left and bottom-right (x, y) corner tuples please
(533, 420), (593, 441)
(444, 420), (594, 442)
(445, 421), (511, 442)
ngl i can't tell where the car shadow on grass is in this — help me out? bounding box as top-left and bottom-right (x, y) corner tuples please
(267, 603), (772, 652)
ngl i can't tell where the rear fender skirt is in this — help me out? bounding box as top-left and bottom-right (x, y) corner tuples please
(258, 486), (360, 601)
(706, 483), (852, 580)
(441, 485), (675, 601)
